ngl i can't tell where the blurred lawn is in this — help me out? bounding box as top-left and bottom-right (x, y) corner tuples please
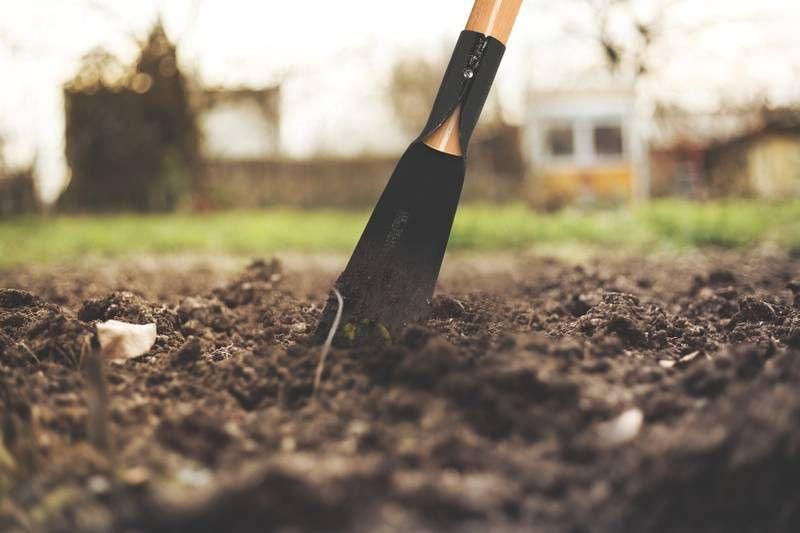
(2, 200), (799, 267)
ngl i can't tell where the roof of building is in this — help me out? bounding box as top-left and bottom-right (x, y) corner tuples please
(705, 107), (800, 154)
(651, 106), (800, 152)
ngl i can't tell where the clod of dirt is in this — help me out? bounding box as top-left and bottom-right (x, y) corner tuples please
(708, 269), (737, 285)
(574, 292), (651, 347)
(178, 297), (233, 334)
(727, 342), (775, 380)
(690, 269), (738, 296)
(783, 327), (800, 348)
(397, 325), (438, 350)
(0, 288), (41, 309)
(214, 258), (282, 307)
(690, 286), (740, 320)
(172, 336), (203, 364)
(156, 411), (235, 467)
(78, 291), (177, 334)
(430, 295), (466, 320)
(392, 337), (470, 388)
(735, 296), (778, 323)
(565, 293), (594, 317)
(0, 288), (93, 367)
(682, 363), (729, 397)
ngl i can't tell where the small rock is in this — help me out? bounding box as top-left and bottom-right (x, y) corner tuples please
(96, 320), (157, 360)
(597, 408), (643, 448)
(176, 465), (212, 488)
(677, 351), (701, 367)
(87, 475), (111, 494)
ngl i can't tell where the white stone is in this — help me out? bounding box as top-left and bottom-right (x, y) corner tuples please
(96, 320), (157, 361)
(597, 408), (644, 448)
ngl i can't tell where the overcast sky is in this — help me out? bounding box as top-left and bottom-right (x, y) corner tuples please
(1, 0), (799, 201)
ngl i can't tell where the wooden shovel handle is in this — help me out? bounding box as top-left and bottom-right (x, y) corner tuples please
(424, 0), (522, 156)
(466, 0), (523, 45)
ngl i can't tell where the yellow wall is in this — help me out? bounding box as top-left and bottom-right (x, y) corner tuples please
(525, 164), (633, 207)
(747, 136), (800, 199)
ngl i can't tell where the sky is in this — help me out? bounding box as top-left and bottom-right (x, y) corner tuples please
(1, 0), (799, 202)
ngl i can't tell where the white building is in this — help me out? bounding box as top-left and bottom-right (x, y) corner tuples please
(521, 86), (650, 207)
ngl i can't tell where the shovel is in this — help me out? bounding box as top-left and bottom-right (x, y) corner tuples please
(315, 0), (522, 341)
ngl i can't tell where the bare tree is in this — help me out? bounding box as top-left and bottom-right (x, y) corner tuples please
(563, 0), (783, 84)
(566, 0), (684, 76)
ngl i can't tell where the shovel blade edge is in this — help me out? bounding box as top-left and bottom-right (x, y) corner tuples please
(315, 142), (466, 342)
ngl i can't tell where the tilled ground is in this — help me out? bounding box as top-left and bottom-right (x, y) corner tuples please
(1, 251), (799, 532)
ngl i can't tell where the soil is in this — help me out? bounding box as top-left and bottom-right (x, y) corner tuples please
(1, 251), (799, 532)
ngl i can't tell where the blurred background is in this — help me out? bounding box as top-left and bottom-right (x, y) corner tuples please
(1, 0), (799, 265)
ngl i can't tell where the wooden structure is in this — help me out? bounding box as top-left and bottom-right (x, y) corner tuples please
(705, 109), (800, 199)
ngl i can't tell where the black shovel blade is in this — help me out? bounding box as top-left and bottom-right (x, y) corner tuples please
(315, 141), (465, 341)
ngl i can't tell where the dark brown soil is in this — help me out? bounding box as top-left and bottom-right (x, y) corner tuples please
(1, 252), (800, 532)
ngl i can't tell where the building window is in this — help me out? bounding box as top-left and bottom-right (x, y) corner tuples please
(545, 125), (574, 157)
(593, 124), (624, 157)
